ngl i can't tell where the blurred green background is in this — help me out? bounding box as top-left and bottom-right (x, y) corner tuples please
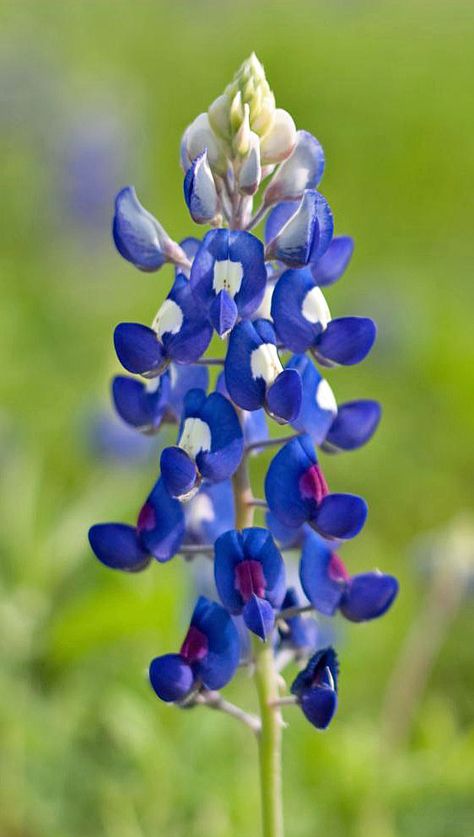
(1, 1), (473, 836)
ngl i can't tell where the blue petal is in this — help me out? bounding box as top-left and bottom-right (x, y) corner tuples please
(215, 371), (269, 450)
(265, 435), (318, 528)
(264, 131), (325, 205)
(287, 355), (337, 444)
(241, 528), (286, 609)
(307, 192), (334, 263)
(160, 274), (213, 364)
(214, 530), (246, 612)
(196, 392), (244, 483)
(266, 511), (310, 549)
(190, 596), (241, 690)
(339, 573), (399, 622)
(137, 478), (185, 561)
(183, 151), (218, 224)
(88, 523), (150, 572)
(310, 236), (354, 286)
(265, 191), (319, 267)
(160, 446), (199, 500)
(271, 269), (327, 353)
(313, 317), (377, 366)
(264, 200), (298, 245)
(291, 646), (339, 695)
(209, 289), (238, 337)
(300, 687), (338, 729)
(149, 653), (194, 702)
(167, 363), (209, 419)
(323, 400), (381, 453)
(312, 493), (368, 541)
(225, 320), (267, 410)
(113, 186), (167, 271)
(184, 481), (235, 545)
(243, 595), (275, 640)
(299, 531), (345, 615)
(266, 368), (303, 424)
(112, 375), (169, 432)
(114, 323), (166, 377)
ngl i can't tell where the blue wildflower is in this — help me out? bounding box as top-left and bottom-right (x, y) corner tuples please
(265, 190), (334, 268)
(149, 596), (240, 702)
(183, 150), (219, 224)
(291, 647), (339, 729)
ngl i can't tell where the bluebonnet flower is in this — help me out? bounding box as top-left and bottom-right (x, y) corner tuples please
(265, 190), (334, 268)
(160, 388), (243, 500)
(149, 596), (240, 702)
(214, 528), (286, 640)
(183, 150), (220, 224)
(112, 363), (209, 433)
(291, 647), (339, 729)
(114, 274), (213, 377)
(300, 531), (399, 621)
(277, 587), (319, 656)
(113, 186), (190, 271)
(88, 477), (185, 569)
(225, 319), (302, 423)
(271, 269), (376, 366)
(189, 229), (267, 336)
(265, 435), (368, 541)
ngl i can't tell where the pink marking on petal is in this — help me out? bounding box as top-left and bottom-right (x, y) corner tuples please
(328, 553), (350, 582)
(137, 501), (156, 533)
(180, 625), (209, 663)
(299, 465), (329, 504)
(235, 560), (266, 602)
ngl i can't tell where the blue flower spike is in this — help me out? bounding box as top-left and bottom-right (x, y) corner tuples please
(265, 190), (334, 268)
(271, 268), (376, 366)
(214, 528), (286, 640)
(263, 130), (325, 206)
(190, 229), (267, 337)
(291, 647), (339, 729)
(160, 388), (244, 501)
(149, 596), (240, 703)
(113, 186), (189, 272)
(300, 531), (399, 621)
(225, 319), (302, 424)
(184, 150), (220, 224)
(89, 477), (185, 570)
(265, 435), (368, 541)
(114, 274), (213, 377)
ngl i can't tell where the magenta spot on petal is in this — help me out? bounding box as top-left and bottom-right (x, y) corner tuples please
(328, 553), (350, 583)
(180, 625), (209, 663)
(235, 560), (266, 602)
(299, 465), (329, 504)
(137, 501), (156, 533)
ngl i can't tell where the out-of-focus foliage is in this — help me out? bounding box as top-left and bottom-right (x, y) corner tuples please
(0, 1), (473, 835)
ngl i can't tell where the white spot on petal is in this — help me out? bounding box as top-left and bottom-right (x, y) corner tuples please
(250, 343), (283, 385)
(253, 281), (275, 321)
(212, 259), (244, 297)
(152, 299), (183, 339)
(179, 417), (211, 458)
(301, 286), (331, 328)
(315, 379), (337, 415)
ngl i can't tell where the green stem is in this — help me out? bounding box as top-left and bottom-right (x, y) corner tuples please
(232, 451), (284, 837)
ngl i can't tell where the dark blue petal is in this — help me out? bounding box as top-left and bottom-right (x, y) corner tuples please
(160, 446), (199, 500)
(113, 186), (167, 271)
(114, 323), (166, 377)
(137, 478), (185, 561)
(225, 320), (267, 410)
(88, 523), (150, 572)
(241, 528), (286, 609)
(209, 289), (238, 337)
(214, 530), (246, 612)
(299, 687), (338, 729)
(313, 317), (377, 366)
(299, 531), (346, 615)
(190, 596), (240, 690)
(215, 372), (269, 450)
(112, 375), (169, 432)
(287, 355), (337, 444)
(266, 368), (303, 424)
(197, 392), (244, 483)
(307, 192), (334, 263)
(265, 191), (319, 267)
(264, 131), (325, 205)
(243, 595), (275, 640)
(339, 573), (399, 622)
(271, 269), (330, 353)
(184, 481), (235, 545)
(309, 236), (354, 287)
(183, 151), (219, 224)
(322, 400), (381, 453)
(149, 654), (194, 702)
(291, 646), (339, 695)
(312, 493), (368, 541)
(167, 363), (209, 419)
(159, 274), (213, 364)
(265, 435), (318, 528)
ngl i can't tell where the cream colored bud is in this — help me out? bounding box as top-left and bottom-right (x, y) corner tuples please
(233, 103), (251, 157)
(238, 131), (261, 196)
(186, 112), (228, 176)
(260, 109), (297, 165)
(230, 91), (245, 133)
(208, 93), (232, 141)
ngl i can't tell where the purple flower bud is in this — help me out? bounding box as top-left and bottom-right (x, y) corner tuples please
(291, 647), (339, 729)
